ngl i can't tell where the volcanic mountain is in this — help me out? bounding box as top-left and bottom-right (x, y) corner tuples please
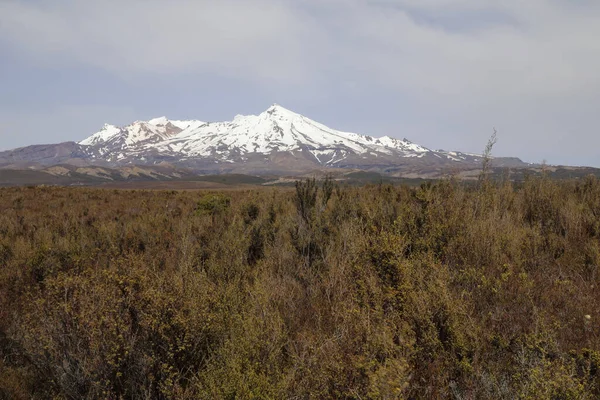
(0, 104), (528, 176)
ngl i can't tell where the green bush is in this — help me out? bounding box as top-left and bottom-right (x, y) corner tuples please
(195, 193), (230, 216)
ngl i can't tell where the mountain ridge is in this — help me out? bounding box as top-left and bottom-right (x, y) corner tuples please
(0, 104), (530, 176)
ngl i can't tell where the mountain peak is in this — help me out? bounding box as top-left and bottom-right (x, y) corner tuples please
(79, 124), (122, 146)
(149, 116), (169, 125)
(265, 103), (295, 115)
(67, 104), (525, 171)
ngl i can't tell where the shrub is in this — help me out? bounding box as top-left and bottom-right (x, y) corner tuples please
(0, 181), (599, 398)
(195, 193), (230, 216)
(294, 178), (317, 223)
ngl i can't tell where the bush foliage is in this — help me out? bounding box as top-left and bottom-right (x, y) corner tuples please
(1, 176), (600, 399)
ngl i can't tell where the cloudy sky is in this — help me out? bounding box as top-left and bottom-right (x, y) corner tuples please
(1, 0), (599, 166)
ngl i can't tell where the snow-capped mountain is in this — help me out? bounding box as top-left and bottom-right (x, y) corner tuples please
(79, 104), (438, 165)
(0, 104), (528, 175)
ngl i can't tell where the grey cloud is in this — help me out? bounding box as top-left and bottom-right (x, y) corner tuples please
(2, 0), (599, 95)
(0, 0), (599, 165)
(0, 0), (324, 83)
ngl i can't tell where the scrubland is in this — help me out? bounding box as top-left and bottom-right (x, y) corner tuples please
(1, 175), (599, 399)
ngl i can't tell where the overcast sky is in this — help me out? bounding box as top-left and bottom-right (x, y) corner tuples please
(1, 0), (599, 166)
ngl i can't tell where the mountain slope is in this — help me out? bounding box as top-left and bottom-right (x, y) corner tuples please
(0, 104), (529, 175)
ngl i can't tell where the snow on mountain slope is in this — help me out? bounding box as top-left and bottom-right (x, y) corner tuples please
(79, 124), (122, 146)
(149, 116), (206, 131)
(77, 104), (479, 167)
(157, 104), (399, 158)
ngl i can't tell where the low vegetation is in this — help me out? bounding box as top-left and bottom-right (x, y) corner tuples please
(1, 175), (599, 399)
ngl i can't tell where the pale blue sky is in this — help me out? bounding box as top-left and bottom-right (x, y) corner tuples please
(1, 0), (599, 166)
